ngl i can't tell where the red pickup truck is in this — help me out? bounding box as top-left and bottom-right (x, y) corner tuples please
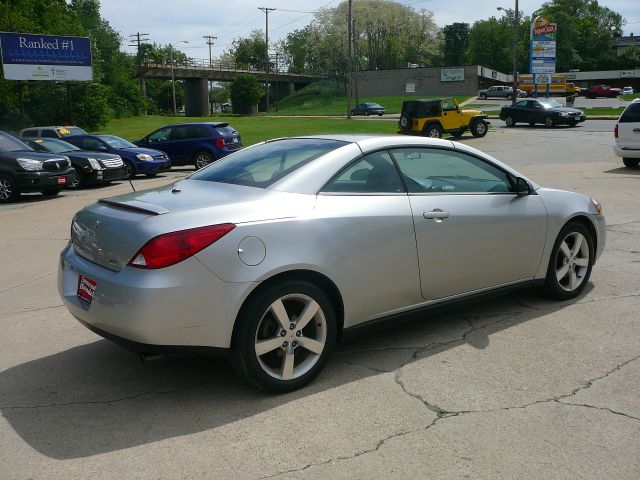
(586, 85), (622, 98)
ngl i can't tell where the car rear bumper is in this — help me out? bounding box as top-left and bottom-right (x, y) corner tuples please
(58, 243), (253, 350)
(613, 144), (640, 159)
(15, 168), (75, 191)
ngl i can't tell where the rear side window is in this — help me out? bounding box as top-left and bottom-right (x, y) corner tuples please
(21, 129), (38, 138)
(323, 152), (404, 193)
(186, 125), (209, 138)
(620, 103), (640, 123)
(41, 129), (58, 138)
(215, 125), (236, 136)
(82, 138), (104, 150)
(190, 138), (346, 188)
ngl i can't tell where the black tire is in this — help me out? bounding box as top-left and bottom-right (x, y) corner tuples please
(41, 188), (61, 196)
(230, 280), (337, 393)
(365, 111), (370, 116)
(544, 116), (555, 128)
(480, 94), (487, 100)
(623, 158), (640, 168)
(378, 112), (383, 117)
(423, 123), (443, 138)
(470, 119), (488, 138)
(0, 174), (19, 203)
(505, 115), (515, 127)
(506, 94), (512, 100)
(122, 160), (135, 180)
(68, 167), (85, 189)
(194, 151), (214, 169)
(542, 222), (594, 300)
(399, 114), (412, 132)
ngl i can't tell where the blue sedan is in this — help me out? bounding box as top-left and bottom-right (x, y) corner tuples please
(65, 134), (171, 179)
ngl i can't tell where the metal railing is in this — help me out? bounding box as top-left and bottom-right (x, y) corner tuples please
(142, 58), (320, 78)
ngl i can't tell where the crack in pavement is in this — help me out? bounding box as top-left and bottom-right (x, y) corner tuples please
(1, 304), (64, 317)
(261, 354), (640, 478)
(0, 272), (55, 295)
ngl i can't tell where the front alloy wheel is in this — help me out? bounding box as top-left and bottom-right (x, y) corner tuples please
(543, 222), (594, 300)
(194, 151), (214, 169)
(232, 281), (336, 392)
(544, 116), (555, 128)
(505, 115), (515, 127)
(0, 175), (18, 203)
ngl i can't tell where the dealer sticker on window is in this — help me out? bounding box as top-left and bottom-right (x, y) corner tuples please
(77, 275), (97, 304)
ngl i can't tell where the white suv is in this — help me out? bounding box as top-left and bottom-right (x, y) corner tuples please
(614, 98), (640, 168)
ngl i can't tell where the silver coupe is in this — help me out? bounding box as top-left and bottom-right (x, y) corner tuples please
(58, 135), (605, 392)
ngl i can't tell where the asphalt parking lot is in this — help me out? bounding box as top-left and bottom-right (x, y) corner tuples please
(1, 122), (639, 479)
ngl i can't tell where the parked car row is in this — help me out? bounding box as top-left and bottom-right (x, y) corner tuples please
(0, 121), (245, 203)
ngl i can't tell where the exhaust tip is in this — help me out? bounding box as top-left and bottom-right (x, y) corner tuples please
(139, 352), (165, 363)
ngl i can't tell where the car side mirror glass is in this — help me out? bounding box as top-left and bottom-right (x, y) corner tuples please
(516, 177), (531, 196)
(96, 145), (108, 152)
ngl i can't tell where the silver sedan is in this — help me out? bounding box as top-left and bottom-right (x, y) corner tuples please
(58, 135), (606, 392)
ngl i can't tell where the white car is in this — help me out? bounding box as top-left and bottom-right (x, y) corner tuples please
(622, 86), (634, 96)
(613, 98), (640, 168)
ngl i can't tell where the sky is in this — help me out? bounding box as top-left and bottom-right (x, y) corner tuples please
(99, 0), (640, 59)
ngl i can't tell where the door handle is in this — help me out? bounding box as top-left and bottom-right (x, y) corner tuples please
(423, 210), (450, 222)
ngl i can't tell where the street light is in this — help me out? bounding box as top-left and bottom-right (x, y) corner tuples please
(497, 2), (519, 105)
(169, 40), (189, 116)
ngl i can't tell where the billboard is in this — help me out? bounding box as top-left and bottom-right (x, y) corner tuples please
(0, 32), (92, 81)
(441, 67), (465, 82)
(530, 16), (556, 75)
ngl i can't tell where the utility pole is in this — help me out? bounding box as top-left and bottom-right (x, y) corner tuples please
(512, 0), (519, 105)
(274, 52), (279, 111)
(129, 32), (149, 112)
(259, 7), (276, 112)
(203, 35), (217, 67)
(347, 0), (352, 119)
(352, 17), (359, 105)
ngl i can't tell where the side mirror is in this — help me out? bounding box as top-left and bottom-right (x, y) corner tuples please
(95, 145), (108, 152)
(139, 137), (148, 144)
(516, 177), (531, 196)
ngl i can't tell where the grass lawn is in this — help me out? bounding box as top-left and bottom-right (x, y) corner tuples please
(268, 94), (473, 116)
(582, 107), (624, 116)
(95, 115), (399, 146)
(621, 93), (640, 101)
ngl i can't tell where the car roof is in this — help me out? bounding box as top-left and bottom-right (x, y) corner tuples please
(163, 122), (229, 127)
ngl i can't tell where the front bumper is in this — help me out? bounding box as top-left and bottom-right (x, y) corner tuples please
(138, 159), (171, 175)
(86, 167), (125, 185)
(15, 168), (75, 191)
(557, 115), (586, 125)
(592, 213), (606, 264)
(58, 243), (253, 350)
(613, 144), (640, 159)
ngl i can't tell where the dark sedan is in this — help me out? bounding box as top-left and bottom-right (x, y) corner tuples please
(500, 99), (586, 128)
(65, 134), (170, 179)
(23, 138), (125, 189)
(350, 103), (385, 116)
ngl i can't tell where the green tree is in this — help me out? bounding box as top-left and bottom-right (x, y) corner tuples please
(229, 74), (264, 114)
(230, 30), (268, 70)
(442, 23), (470, 66)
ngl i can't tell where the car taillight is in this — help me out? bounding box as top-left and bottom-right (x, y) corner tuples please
(215, 138), (225, 148)
(614, 124), (618, 139)
(128, 224), (236, 269)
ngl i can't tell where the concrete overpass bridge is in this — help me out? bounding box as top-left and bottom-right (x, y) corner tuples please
(142, 59), (323, 116)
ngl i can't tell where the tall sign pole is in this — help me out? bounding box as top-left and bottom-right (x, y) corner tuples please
(511, 0), (519, 105)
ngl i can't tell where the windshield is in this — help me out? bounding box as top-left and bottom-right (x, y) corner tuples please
(538, 99), (562, 109)
(99, 135), (136, 148)
(33, 139), (80, 153)
(190, 138), (347, 188)
(0, 133), (32, 152)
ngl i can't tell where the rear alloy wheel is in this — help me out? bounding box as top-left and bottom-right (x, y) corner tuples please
(231, 281), (336, 392)
(506, 94), (512, 100)
(623, 158), (640, 168)
(480, 94), (487, 100)
(365, 111), (370, 116)
(194, 151), (214, 169)
(505, 115), (515, 127)
(424, 124), (443, 138)
(544, 116), (555, 128)
(0, 175), (19, 203)
(542, 222), (594, 300)
(68, 167), (85, 189)
(471, 119), (488, 138)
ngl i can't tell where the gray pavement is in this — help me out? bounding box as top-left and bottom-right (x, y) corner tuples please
(1, 126), (639, 479)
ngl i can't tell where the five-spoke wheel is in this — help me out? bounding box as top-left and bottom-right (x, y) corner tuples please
(232, 280), (336, 392)
(543, 222), (594, 299)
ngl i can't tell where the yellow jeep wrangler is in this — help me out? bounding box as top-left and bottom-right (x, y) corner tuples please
(397, 98), (489, 138)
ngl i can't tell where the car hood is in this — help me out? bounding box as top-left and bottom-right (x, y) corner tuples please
(63, 151), (119, 160)
(462, 108), (483, 116)
(117, 146), (164, 156)
(73, 180), (315, 271)
(1, 150), (68, 161)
